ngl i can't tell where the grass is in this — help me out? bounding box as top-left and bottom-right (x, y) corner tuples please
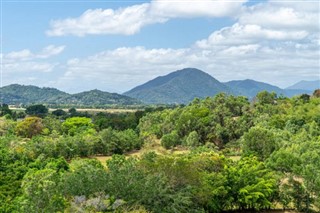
(93, 138), (243, 165)
(93, 138), (191, 166)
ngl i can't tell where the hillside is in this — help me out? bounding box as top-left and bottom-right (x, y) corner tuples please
(224, 79), (286, 98)
(124, 68), (233, 104)
(59, 89), (141, 106)
(0, 84), (70, 105)
(0, 84), (141, 106)
(286, 80), (319, 91)
(224, 79), (312, 98)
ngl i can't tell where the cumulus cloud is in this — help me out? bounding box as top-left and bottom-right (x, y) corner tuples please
(149, 0), (246, 18)
(56, 35), (318, 92)
(2, 45), (65, 75)
(4, 45), (65, 61)
(46, 4), (165, 36)
(239, 1), (319, 32)
(43, 0), (319, 92)
(195, 23), (309, 48)
(47, 0), (247, 36)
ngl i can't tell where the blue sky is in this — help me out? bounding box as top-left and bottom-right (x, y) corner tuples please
(1, 0), (319, 93)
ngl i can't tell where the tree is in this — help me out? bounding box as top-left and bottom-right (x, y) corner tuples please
(313, 89), (320, 98)
(16, 117), (44, 138)
(161, 130), (180, 149)
(25, 104), (48, 118)
(62, 159), (107, 197)
(62, 117), (94, 136)
(225, 157), (277, 211)
(242, 126), (277, 160)
(185, 131), (200, 147)
(256, 91), (277, 105)
(17, 169), (66, 213)
(0, 104), (12, 116)
(52, 109), (67, 117)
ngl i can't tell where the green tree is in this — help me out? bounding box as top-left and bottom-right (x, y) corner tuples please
(52, 109), (67, 117)
(185, 131), (200, 147)
(0, 104), (12, 116)
(225, 157), (277, 211)
(256, 91), (277, 105)
(161, 130), (180, 149)
(16, 117), (44, 138)
(17, 169), (66, 213)
(62, 159), (107, 197)
(62, 117), (94, 136)
(242, 126), (277, 160)
(25, 104), (48, 118)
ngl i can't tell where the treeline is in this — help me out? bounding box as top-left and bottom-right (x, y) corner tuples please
(0, 90), (319, 212)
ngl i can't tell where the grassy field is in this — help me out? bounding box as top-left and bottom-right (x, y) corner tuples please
(93, 138), (243, 166)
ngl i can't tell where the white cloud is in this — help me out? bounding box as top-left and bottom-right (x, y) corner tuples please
(239, 1), (319, 32)
(47, 0), (247, 36)
(4, 45), (65, 61)
(2, 45), (65, 74)
(57, 47), (190, 91)
(55, 32), (319, 92)
(47, 4), (166, 36)
(195, 23), (309, 48)
(4, 62), (57, 73)
(149, 0), (246, 18)
(37, 0), (320, 92)
(38, 45), (66, 58)
(5, 49), (33, 60)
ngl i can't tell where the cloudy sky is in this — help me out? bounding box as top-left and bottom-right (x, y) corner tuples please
(1, 0), (319, 93)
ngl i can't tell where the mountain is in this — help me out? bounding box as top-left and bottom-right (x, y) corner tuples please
(286, 80), (320, 91)
(224, 79), (312, 98)
(124, 68), (233, 104)
(59, 89), (140, 106)
(0, 84), (141, 106)
(224, 79), (286, 99)
(0, 84), (70, 104)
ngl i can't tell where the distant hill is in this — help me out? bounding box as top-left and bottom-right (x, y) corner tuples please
(59, 89), (140, 106)
(2, 71), (314, 106)
(0, 84), (70, 105)
(224, 79), (312, 98)
(224, 79), (286, 99)
(286, 80), (320, 91)
(0, 84), (141, 106)
(124, 68), (233, 104)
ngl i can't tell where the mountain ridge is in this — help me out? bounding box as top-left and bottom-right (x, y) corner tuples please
(1, 68), (316, 105)
(0, 85), (141, 106)
(286, 80), (319, 91)
(124, 68), (234, 104)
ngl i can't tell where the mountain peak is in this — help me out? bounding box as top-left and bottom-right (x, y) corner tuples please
(286, 80), (320, 91)
(124, 68), (231, 104)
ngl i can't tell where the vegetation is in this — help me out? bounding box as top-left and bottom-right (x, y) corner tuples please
(0, 90), (319, 212)
(0, 84), (141, 107)
(124, 68), (233, 104)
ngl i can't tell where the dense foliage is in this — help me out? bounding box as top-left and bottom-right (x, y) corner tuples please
(0, 84), (141, 107)
(0, 91), (319, 212)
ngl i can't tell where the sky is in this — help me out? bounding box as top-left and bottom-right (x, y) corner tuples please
(1, 0), (319, 94)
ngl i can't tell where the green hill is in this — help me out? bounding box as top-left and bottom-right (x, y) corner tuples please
(224, 79), (286, 98)
(124, 68), (234, 104)
(225, 79), (312, 98)
(0, 84), (141, 106)
(0, 84), (70, 105)
(59, 89), (141, 106)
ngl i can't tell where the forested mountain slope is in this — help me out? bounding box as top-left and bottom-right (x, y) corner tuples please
(124, 68), (234, 104)
(0, 84), (141, 106)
